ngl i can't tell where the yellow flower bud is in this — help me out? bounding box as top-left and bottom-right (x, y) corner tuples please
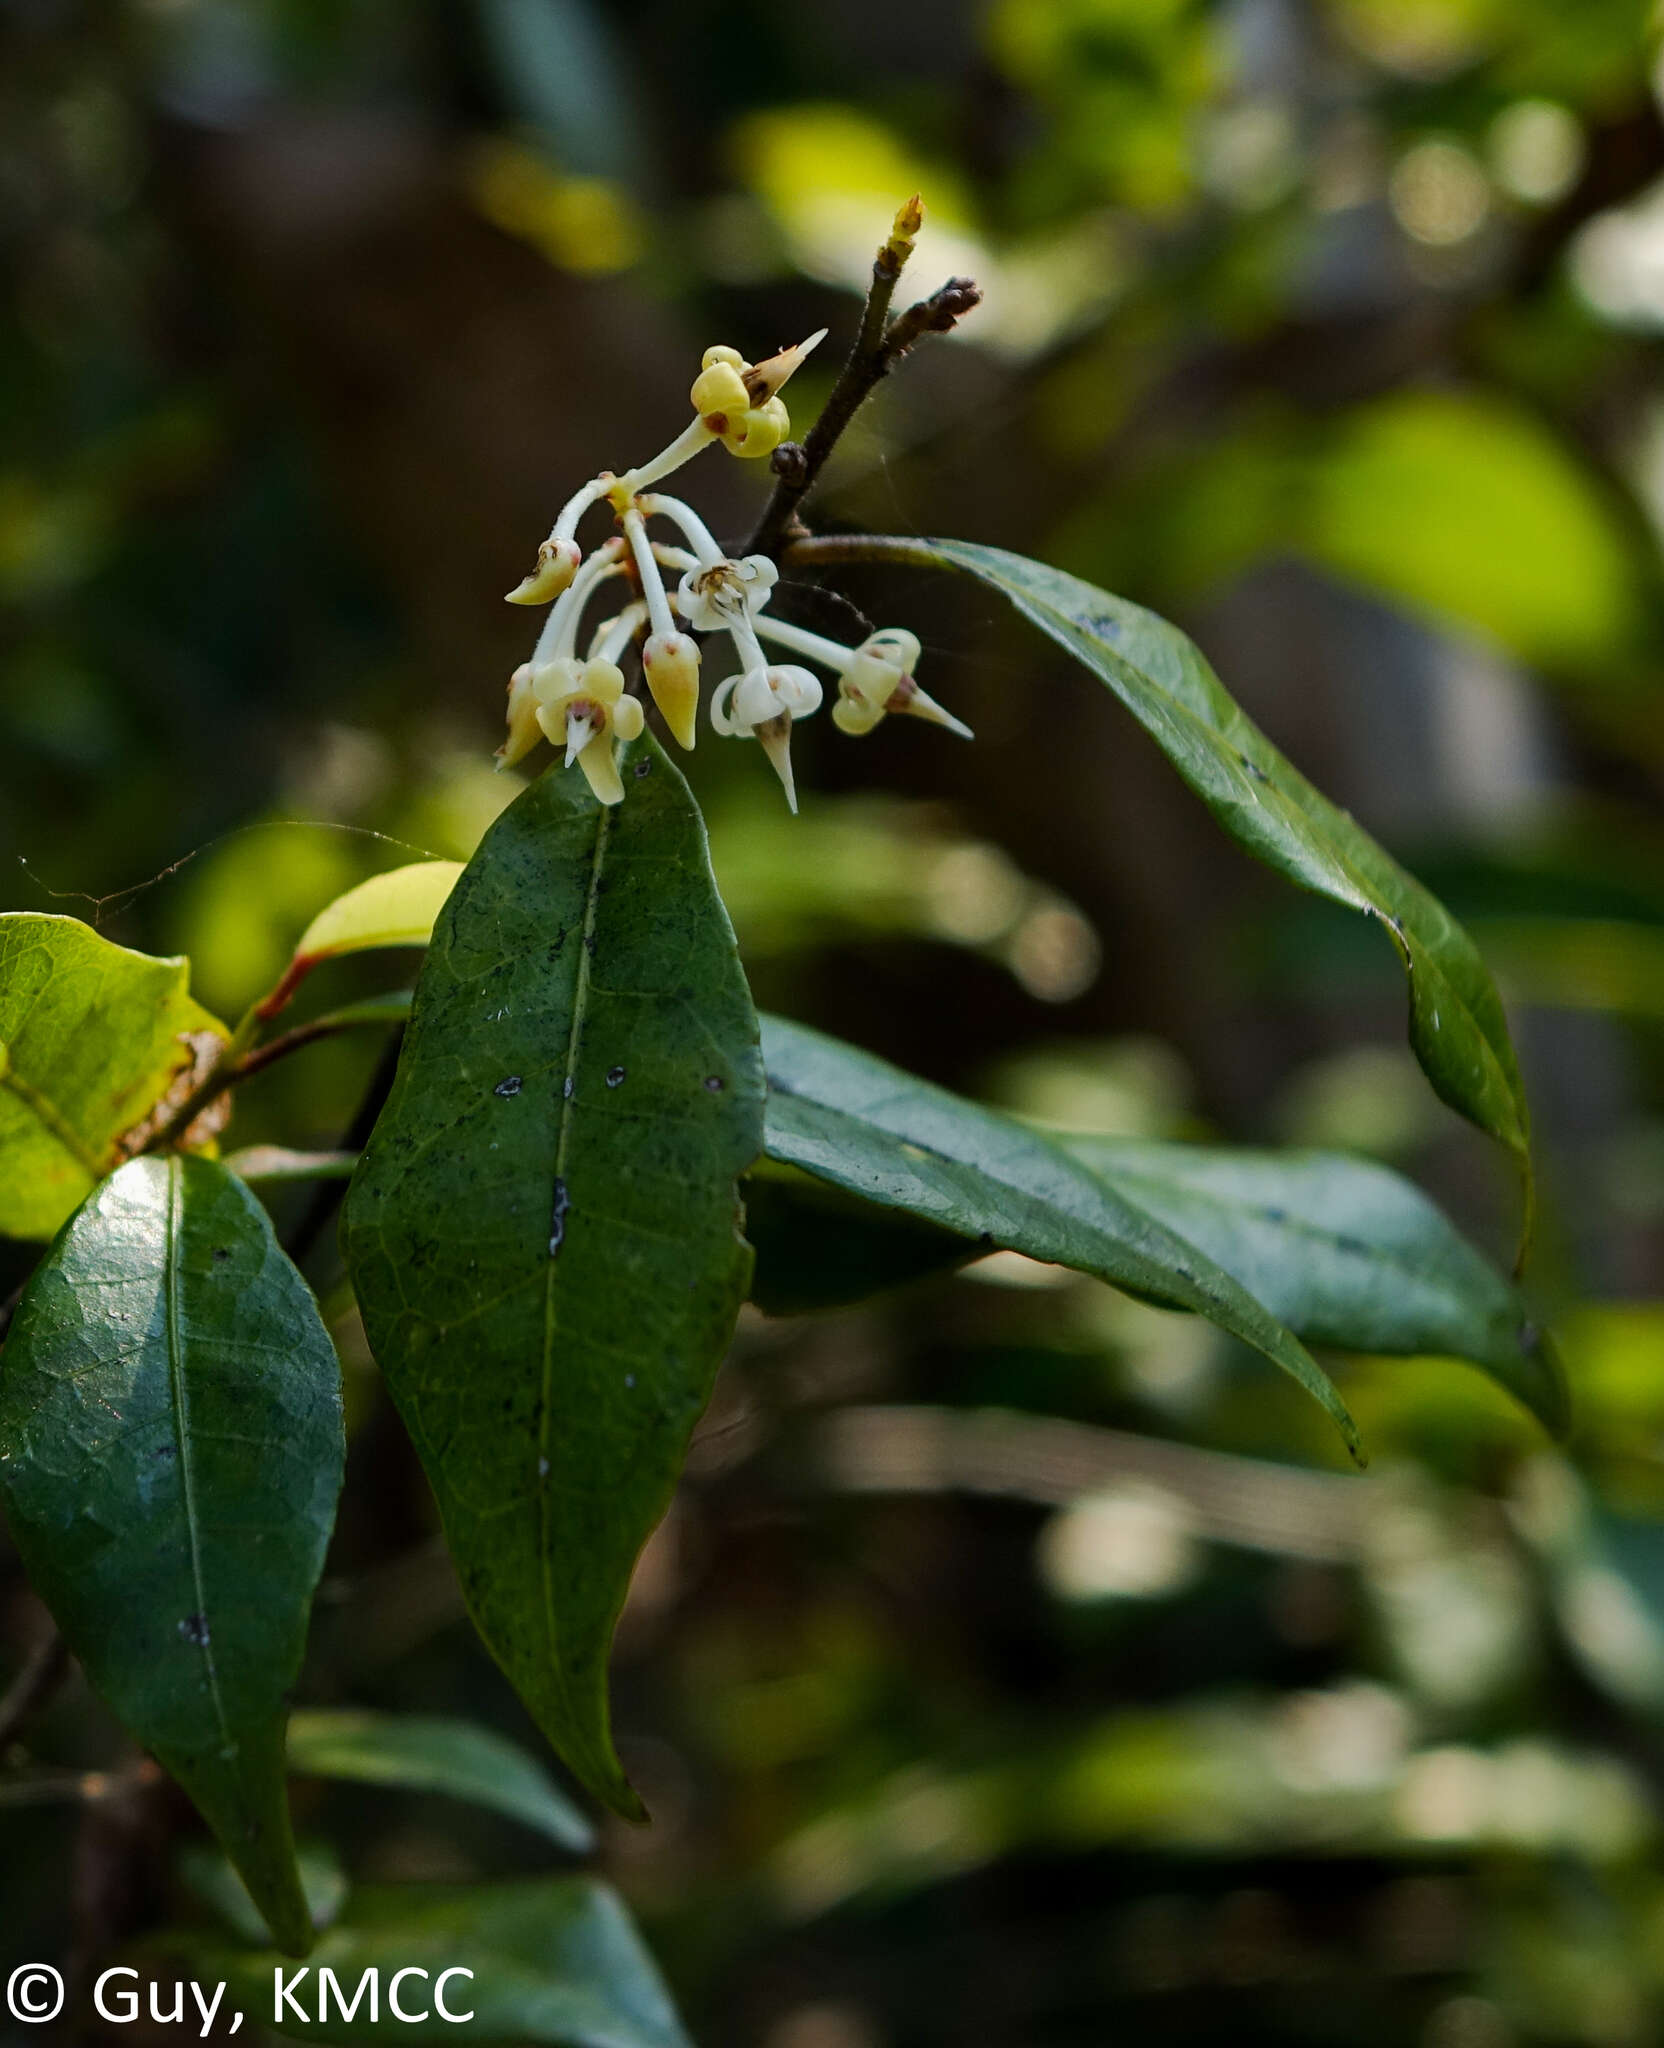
(691, 358), (750, 420)
(505, 536), (581, 606)
(643, 630), (701, 751)
(833, 629), (972, 741)
(831, 693), (885, 737)
(495, 663), (544, 768)
(702, 344), (745, 370)
(722, 393), (789, 458)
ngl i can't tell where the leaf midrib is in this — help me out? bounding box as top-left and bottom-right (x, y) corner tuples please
(538, 796), (612, 1743)
(163, 1156), (233, 1755)
(0, 1059), (104, 1178)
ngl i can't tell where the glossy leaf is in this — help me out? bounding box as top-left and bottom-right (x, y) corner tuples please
(344, 738), (765, 1817)
(0, 913), (228, 1240)
(857, 539), (1532, 1197)
(287, 1710), (594, 1853)
(0, 1155), (344, 1953)
(1063, 1137), (1566, 1433)
(190, 1876), (691, 2044)
(761, 1017), (1363, 1458)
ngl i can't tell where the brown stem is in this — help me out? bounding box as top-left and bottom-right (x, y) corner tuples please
(783, 533), (944, 572)
(744, 207), (980, 559)
(0, 1630), (71, 1752)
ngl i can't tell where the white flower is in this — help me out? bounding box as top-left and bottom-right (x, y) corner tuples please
(709, 662), (823, 812)
(674, 555), (779, 632)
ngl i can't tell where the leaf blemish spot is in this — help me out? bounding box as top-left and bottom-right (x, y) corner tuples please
(563, 1076), (575, 1100)
(494, 1075), (523, 1098)
(606, 1066), (625, 1088)
(705, 1075), (724, 1092)
(178, 1613), (211, 1647)
(549, 1178), (571, 1256)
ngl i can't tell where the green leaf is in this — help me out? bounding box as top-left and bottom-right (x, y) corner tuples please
(745, 1160), (970, 1315)
(1062, 1137), (1566, 1434)
(857, 539), (1532, 1207)
(294, 865), (465, 968)
(0, 1155), (345, 1954)
(181, 1840), (349, 1948)
(224, 1147), (359, 1185)
(185, 1876), (691, 2044)
(344, 738), (764, 1817)
(761, 1017), (1364, 1459)
(287, 1710), (594, 1853)
(1304, 391), (1642, 673)
(0, 913), (228, 1241)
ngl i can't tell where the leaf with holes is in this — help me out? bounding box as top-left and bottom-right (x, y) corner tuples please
(836, 539), (1533, 1222)
(761, 1016), (1364, 1459)
(0, 914), (228, 1241)
(0, 1155), (344, 1953)
(343, 737), (764, 1817)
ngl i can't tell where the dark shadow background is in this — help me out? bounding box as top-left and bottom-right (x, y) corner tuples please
(3, 1), (1664, 2042)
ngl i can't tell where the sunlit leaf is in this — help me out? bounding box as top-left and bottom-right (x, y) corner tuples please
(1305, 391), (1642, 671)
(0, 913), (227, 1240)
(287, 1710), (594, 1853)
(344, 740), (764, 1816)
(761, 1016), (1363, 1458)
(291, 864), (464, 974)
(0, 1155), (344, 1953)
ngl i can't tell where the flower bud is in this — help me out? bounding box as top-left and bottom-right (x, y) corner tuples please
(495, 663), (543, 769)
(505, 536), (581, 606)
(723, 394), (789, 459)
(643, 630), (701, 751)
(691, 358), (750, 419)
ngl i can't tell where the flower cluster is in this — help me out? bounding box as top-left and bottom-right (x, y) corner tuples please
(497, 332), (973, 809)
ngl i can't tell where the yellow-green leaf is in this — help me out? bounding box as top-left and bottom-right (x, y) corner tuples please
(293, 863), (464, 969)
(0, 913), (227, 1242)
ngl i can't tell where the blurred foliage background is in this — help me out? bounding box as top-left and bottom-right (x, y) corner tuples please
(4, 0), (1664, 2041)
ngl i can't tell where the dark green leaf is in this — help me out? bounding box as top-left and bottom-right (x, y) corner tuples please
(181, 1840), (348, 1948)
(761, 1017), (1363, 1458)
(859, 539), (1532, 1204)
(0, 913), (228, 1240)
(344, 739), (765, 1817)
(0, 1155), (344, 1953)
(1063, 1137), (1566, 1434)
(287, 1710), (594, 1853)
(745, 1160), (970, 1315)
(186, 1876), (691, 2044)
